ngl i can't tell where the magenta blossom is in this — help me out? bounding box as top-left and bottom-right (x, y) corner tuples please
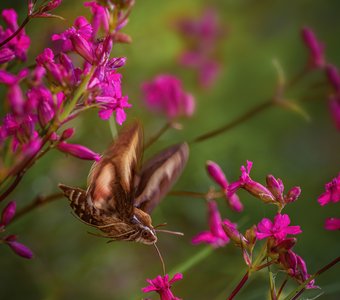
(192, 200), (230, 247)
(318, 174), (340, 206)
(228, 161), (276, 204)
(324, 218), (340, 231)
(301, 27), (325, 68)
(84, 1), (110, 38)
(142, 74), (195, 119)
(0, 201), (16, 226)
(256, 214), (302, 242)
(4, 235), (33, 259)
(142, 273), (183, 300)
(206, 161), (243, 212)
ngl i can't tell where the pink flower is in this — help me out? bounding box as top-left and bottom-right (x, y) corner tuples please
(206, 161), (243, 212)
(301, 27), (325, 68)
(142, 74), (195, 119)
(57, 142), (100, 161)
(84, 2), (110, 38)
(228, 161), (275, 204)
(0, 9), (30, 62)
(326, 64), (340, 92)
(256, 214), (302, 242)
(324, 218), (340, 230)
(192, 200), (230, 247)
(142, 273), (183, 300)
(318, 174), (340, 206)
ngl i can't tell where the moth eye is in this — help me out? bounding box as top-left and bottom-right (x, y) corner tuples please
(142, 230), (150, 238)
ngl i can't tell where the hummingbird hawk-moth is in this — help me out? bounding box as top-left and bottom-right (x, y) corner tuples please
(59, 122), (189, 245)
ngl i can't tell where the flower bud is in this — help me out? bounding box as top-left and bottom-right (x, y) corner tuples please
(285, 186), (301, 203)
(0, 48), (15, 64)
(113, 32), (132, 44)
(206, 161), (228, 189)
(71, 33), (95, 64)
(107, 57), (127, 69)
(4, 235), (33, 259)
(38, 101), (55, 127)
(266, 174), (284, 203)
(244, 181), (276, 203)
(1, 201), (16, 226)
(271, 238), (297, 253)
(57, 142), (101, 161)
(326, 64), (340, 92)
(60, 128), (75, 141)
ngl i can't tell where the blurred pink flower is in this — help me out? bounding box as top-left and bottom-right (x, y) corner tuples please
(256, 214), (302, 242)
(206, 160), (243, 212)
(324, 218), (340, 230)
(142, 273), (183, 300)
(142, 74), (195, 119)
(192, 200), (230, 247)
(301, 27), (325, 68)
(0, 9), (30, 62)
(85, 1), (110, 38)
(318, 174), (340, 206)
(0, 201), (16, 225)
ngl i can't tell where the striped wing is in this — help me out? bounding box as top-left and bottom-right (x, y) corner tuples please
(87, 122), (143, 220)
(134, 143), (189, 214)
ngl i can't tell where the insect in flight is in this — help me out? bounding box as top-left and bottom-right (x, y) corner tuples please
(59, 122), (189, 245)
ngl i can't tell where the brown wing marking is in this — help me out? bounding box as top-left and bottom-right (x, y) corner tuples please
(87, 122), (143, 219)
(59, 184), (103, 225)
(134, 142), (189, 214)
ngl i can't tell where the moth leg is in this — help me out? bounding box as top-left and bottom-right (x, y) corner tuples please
(96, 222), (128, 229)
(70, 212), (100, 228)
(87, 231), (115, 238)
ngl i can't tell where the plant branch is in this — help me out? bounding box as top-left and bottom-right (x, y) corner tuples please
(12, 192), (64, 223)
(0, 16), (30, 48)
(192, 100), (273, 144)
(144, 122), (172, 149)
(227, 271), (249, 300)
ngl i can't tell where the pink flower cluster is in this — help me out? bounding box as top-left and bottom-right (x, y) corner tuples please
(0, 201), (33, 259)
(0, 1), (134, 181)
(177, 9), (224, 88)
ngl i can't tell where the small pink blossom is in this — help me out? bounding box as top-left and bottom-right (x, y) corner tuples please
(142, 273), (183, 300)
(192, 200), (230, 247)
(256, 214), (302, 242)
(85, 1), (110, 38)
(142, 74), (195, 119)
(206, 161), (243, 212)
(324, 218), (340, 231)
(318, 174), (340, 206)
(301, 27), (325, 68)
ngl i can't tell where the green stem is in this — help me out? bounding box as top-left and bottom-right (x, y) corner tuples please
(144, 122), (172, 149)
(169, 246), (214, 277)
(191, 100), (273, 144)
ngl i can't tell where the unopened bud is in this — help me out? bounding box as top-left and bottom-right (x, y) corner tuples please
(266, 175), (284, 203)
(285, 186), (301, 203)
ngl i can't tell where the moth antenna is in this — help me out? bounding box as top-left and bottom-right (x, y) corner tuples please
(153, 242), (166, 276)
(154, 222), (168, 229)
(87, 231), (113, 238)
(155, 229), (184, 236)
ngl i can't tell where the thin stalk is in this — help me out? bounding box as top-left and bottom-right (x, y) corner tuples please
(169, 246), (214, 277)
(0, 16), (30, 48)
(227, 271), (249, 300)
(277, 276), (288, 299)
(283, 256), (340, 300)
(144, 122), (172, 149)
(192, 100), (273, 144)
(12, 192), (63, 222)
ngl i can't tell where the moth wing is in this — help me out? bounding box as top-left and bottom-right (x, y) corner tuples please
(87, 122), (143, 219)
(134, 142), (189, 214)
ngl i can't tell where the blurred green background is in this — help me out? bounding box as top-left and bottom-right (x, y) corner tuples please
(0, 0), (340, 299)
